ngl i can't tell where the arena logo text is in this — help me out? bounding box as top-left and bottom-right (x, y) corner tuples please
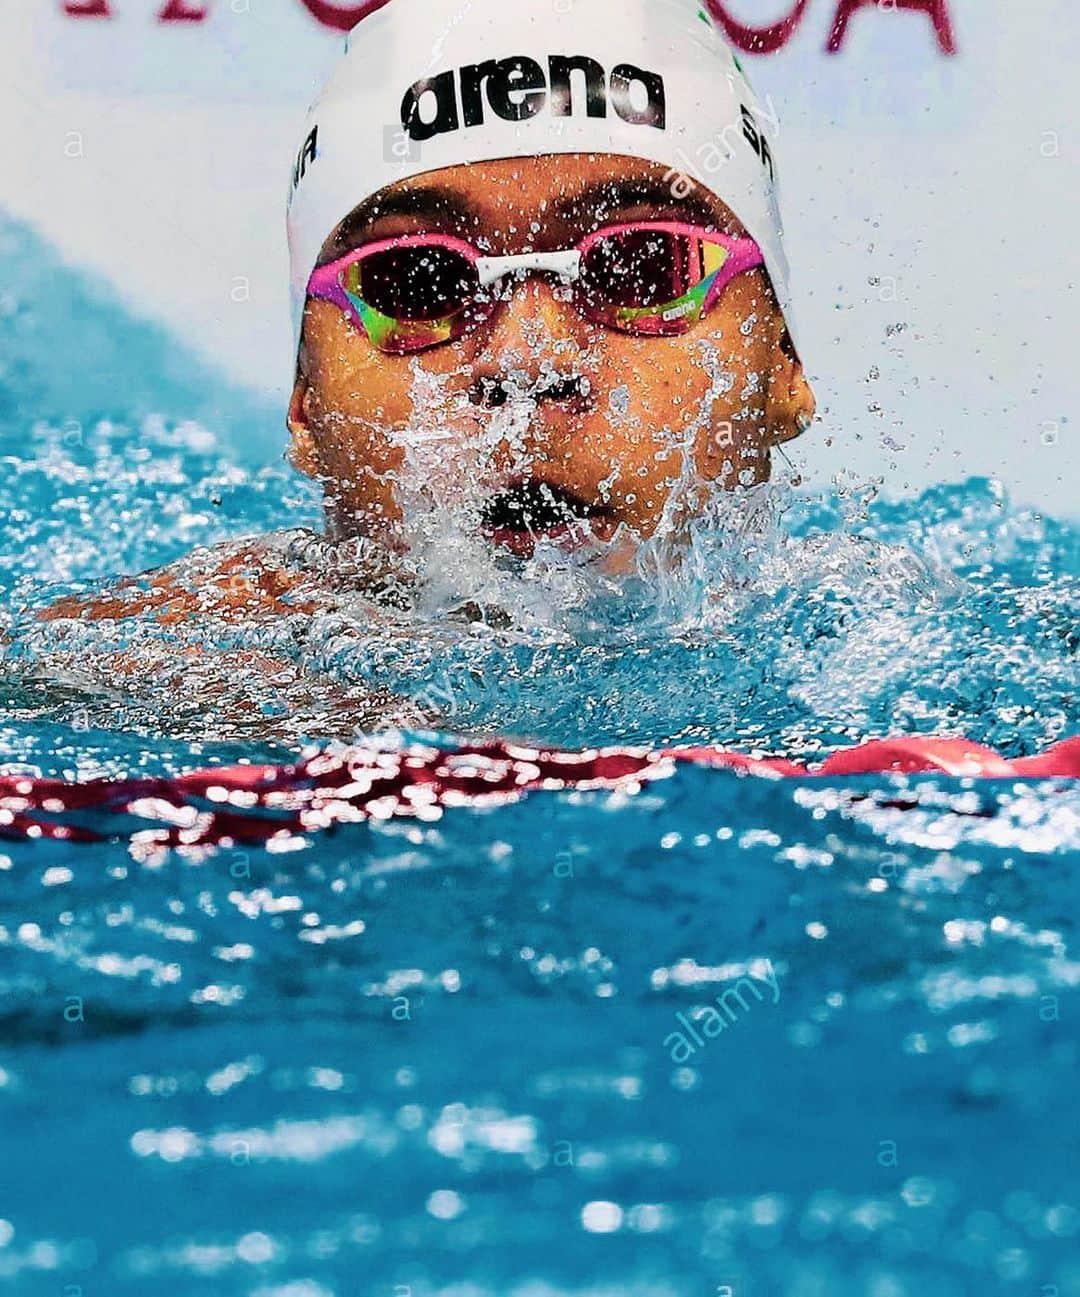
(60, 0), (957, 56)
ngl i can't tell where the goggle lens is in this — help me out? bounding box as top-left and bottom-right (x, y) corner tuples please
(341, 243), (480, 354)
(580, 227), (729, 335)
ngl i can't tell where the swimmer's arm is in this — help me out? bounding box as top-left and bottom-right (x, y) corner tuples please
(28, 540), (422, 739)
(39, 541), (318, 625)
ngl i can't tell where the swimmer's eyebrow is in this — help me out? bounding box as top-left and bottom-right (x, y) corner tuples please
(555, 176), (728, 230)
(317, 185), (477, 263)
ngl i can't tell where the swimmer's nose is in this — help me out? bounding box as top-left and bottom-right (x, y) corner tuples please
(467, 277), (594, 411)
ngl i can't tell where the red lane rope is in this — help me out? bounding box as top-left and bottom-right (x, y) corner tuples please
(0, 737), (1076, 849)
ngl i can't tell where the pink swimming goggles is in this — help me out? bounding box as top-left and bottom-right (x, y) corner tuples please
(306, 221), (764, 355)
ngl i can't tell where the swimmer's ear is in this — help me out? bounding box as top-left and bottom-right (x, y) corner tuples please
(764, 327), (816, 447)
(286, 369), (319, 478)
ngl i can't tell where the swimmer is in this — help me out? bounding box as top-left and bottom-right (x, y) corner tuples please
(287, 0), (814, 560)
(40, 0), (816, 729)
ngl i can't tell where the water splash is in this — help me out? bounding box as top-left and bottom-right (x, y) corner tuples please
(1, 392), (1076, 769)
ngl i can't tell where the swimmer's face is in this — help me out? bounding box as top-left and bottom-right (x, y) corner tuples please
(289, 154), (815, 551)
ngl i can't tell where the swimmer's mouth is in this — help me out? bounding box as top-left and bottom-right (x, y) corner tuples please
(480, 480), (613, 556)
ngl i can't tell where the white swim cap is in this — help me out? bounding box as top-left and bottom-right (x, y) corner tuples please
(286, 0), (797, 360)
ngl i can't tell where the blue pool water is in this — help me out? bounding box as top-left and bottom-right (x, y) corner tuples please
(1, 211), (1079, 1295)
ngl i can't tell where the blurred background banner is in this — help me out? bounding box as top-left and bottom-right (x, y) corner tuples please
(2, 0), (1075, 512)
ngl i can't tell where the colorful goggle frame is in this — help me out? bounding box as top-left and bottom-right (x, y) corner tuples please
(306, 221), (765, 355)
